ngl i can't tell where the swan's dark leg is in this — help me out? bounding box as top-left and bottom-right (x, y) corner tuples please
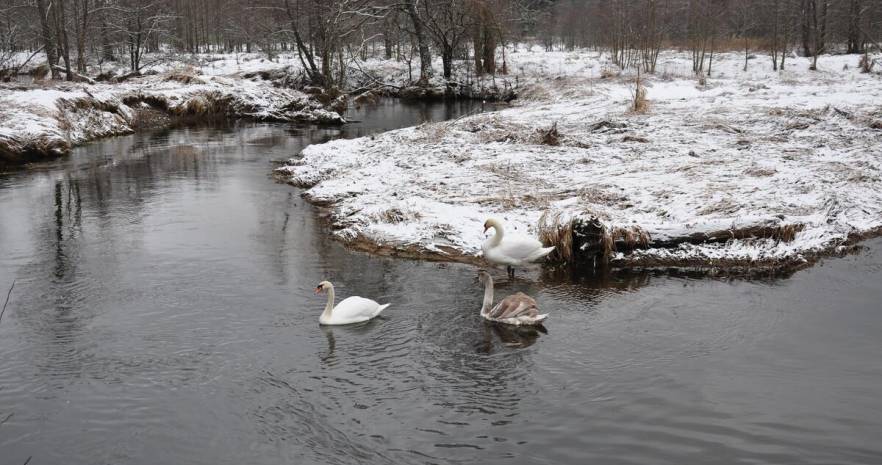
(507, 265), (514, 278)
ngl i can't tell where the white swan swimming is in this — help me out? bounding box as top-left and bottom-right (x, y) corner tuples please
(315, 281), (390, 325)
(482, 218), (555, 276)
(477, 271), (548, 326)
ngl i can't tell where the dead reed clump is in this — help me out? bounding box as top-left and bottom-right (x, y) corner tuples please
(353, 90), (380, 107)
(744, 166), (778, 177)
(174, 92), (234, 118)
(57, 96), (121, 115)
(770, 223), (803, 242)
(621, 135), (649, 143)
(630, 70), (649, 114)
(374, 208), (422, 224)
(859, 54), (875, 74)
(165, 67), (205, 84)
(608, 225), (651, 250)
(538, 211), (652, 265)
(600, 67), (620, 79)
(121, 94), (170, 111)
(538, 211), (574, 263)
(419, 121), (450, 143)
(536, 122), (560, 146)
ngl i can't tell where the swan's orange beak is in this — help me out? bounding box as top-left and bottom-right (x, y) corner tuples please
(314, 286), (322, 294)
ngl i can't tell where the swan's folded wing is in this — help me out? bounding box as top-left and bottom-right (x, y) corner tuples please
(496, 235), (547, 262)
(335, 296), (380, 319)
(491, 293), (539, 319)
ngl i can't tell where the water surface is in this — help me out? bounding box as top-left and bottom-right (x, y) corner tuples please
(1, 99), (881, 465)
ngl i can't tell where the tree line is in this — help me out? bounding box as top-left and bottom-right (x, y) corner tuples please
(0, 0), (880, 86)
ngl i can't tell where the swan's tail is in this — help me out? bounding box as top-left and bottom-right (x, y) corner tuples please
(374, 303), (391, 317)
(528, 246), (556, 262)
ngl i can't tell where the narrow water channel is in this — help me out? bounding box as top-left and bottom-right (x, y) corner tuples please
(1, 99), (881, 465)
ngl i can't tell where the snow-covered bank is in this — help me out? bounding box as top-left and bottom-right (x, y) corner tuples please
(277, 50), (882, 272)
(0, 72), (341, 166)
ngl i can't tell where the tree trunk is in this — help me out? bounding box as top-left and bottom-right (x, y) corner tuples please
(55, 0), (73, 81)
(472, 24), (483, 75)
(35, 0), (59, 78)
(405, 0), (432, 84)
(74, 0), (89, 74)
(801, 0), (812, 57)
(847, 0), (862, 53)
(101, 14), (114, 61)
(482, 25), (495, 75)
(442, 47), (452, 79)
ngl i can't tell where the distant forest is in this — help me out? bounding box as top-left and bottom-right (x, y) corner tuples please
(1, 0), (880, 86)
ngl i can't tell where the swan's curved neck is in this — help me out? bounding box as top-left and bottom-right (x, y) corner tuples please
(322, 286), (336, 319)
(488, 224), (504, 246)
(481, 276), (494, 314)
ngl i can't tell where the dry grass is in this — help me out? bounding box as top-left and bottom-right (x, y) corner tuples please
(122, 94), (170, 111)
(538, 211), (652, 264)
(609, 225), (651, 250)
(538, 211), (574, 263)
(744, 166), (778, 177)
(859, 54), (875, 74)
(0, 133), (70, 165)
(419, 121), (451, 143)
(600, 67), (620, 79)
(374, 208), (422, 224)
(630, 72), (649, 114)
(57, 96), (121, 115)
(536, 122), (560, 146)
(165, 66), (205, 84)
(174, 92), (234, 118)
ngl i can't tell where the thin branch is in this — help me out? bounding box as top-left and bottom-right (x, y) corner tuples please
(0, 279), (15, 325)
(0, 412), (12, 425)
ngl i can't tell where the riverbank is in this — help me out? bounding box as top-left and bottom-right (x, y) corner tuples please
(1, 45), (565, 167)
(0, 71), (344, 167)
(277, 50), (882, 273)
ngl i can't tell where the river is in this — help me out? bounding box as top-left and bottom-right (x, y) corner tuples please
(1, 99), (881, 465)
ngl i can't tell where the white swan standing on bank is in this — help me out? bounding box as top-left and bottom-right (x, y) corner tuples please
(482, 218), (555, 276)
(477, 271), (548, 326)
(315, 281), (390, 325)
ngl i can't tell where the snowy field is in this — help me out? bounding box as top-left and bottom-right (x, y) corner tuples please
(277, 49), (882, 271)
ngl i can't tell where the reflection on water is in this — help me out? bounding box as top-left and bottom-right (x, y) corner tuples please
(1, 99), (881, 465)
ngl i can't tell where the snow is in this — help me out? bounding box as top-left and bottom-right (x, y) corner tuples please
(277, 49), (882, 269)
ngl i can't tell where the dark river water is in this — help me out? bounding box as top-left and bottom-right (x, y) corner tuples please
(1, 99), (881, 465)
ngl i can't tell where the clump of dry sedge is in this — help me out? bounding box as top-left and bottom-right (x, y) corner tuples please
(630, 69), (649, 114)
(538, 211), (574, 263)
(537, 122), (560, 146)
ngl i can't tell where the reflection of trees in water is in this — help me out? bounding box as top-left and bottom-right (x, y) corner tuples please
(53, 178), (82, 279)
